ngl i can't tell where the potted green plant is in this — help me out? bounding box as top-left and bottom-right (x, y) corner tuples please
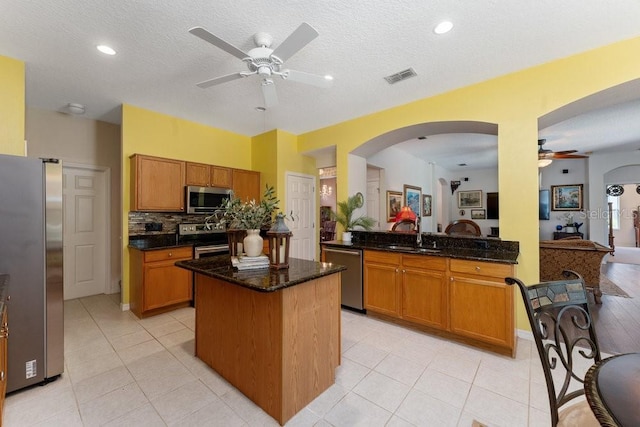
(214, 185), (280, 256)
(332, 194), (375, 242)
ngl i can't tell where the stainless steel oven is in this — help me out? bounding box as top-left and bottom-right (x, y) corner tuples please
(194, 244), (229, 258)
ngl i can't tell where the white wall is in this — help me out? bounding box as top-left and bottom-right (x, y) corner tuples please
(588, 151), (640, 245)
(367, 146), (433, 231)
(25, 107), (122, 293)
(538, 158), (588, 240)
(448, 168), (499, 236)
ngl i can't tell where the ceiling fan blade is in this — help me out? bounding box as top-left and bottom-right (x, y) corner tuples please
(282, 69), (333, 88)
(196, 72), (245, 89)
(189, 27), (249, 60)
(261, 79), (278, 108)
(271, 22), (318, 62)
(552, 153), (588, 159)
(553, 149), (578, 155)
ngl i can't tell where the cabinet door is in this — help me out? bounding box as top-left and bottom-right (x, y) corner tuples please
(449, 274), (514, 349)
(364, 262), (401, 317)
(232, 169), (260, 202)
(143, 260), (193, 311)
(402, 267), (448, 329)
(186, 162), (211, 187)
(132, 155), (186, 211)
(211, 166), (232, 188)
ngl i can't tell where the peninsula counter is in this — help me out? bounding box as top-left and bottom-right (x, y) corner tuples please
(176, 256), (346, 425)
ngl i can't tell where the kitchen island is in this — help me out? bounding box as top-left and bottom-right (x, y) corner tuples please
(175, 256), (345, 425)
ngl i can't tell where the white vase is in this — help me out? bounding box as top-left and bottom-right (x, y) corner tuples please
(243, 229), (264, 257)
(342, 231), (352, 242)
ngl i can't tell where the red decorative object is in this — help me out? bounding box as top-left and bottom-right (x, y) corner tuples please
(394, 206), (417, 223)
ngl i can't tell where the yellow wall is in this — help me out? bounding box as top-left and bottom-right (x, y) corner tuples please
(121, 104), (254, 304)
(0, 55), (25, 155)
(298, 36), (640, 330)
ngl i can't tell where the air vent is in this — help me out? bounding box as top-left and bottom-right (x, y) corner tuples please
(384, 67), (417, 84)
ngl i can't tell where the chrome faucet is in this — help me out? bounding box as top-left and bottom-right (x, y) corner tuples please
(416, 216), (422, 246)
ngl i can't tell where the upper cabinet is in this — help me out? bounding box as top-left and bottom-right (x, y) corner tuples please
(131, 154), (186, 212)
(186, 162), (232, 188)
(232, 169), (260, 202)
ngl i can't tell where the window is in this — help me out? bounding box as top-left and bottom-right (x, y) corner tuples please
(607, 194), (620, 230)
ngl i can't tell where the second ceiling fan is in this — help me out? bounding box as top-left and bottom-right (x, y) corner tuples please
(189, 22), (333, 108)
(538, 138), (588, 160)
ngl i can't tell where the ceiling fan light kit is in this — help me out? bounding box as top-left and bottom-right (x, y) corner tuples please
(189, 22), (333, 108)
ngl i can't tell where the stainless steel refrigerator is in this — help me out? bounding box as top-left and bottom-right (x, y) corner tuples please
(0, 154), (64, 393)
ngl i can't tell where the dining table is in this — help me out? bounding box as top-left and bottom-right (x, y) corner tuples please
(584, 352), (640, 426)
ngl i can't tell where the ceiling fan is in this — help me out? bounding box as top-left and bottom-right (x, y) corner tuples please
(189, 23), (333, 108)
(538, 139), (588, 167)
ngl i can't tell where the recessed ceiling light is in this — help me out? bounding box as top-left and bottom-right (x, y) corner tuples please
(418, 136), (427, 140)
(96, 45), (116, 55)
(458, 163), (467, 167)
(434, 21), (453, 35)
(255, 107), (266, 112)
(66, 103), (85, 115)
(324, 75), (334, 81)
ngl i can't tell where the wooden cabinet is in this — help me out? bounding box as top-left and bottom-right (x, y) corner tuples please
(0, 302), (6, 419)
(364, 251), (402, 317)
(401, 254), (448, 330)
(186, 162), (232, 188)
(364, 251), (447, 329)
(131, 154), (185, 212)
(232, 169), (260, 202)
(364, 250), (515, 355)
(449, 259), (515, 353)
(130, 246), (193, 318)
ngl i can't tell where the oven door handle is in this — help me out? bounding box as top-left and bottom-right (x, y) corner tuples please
(194, 245), (229, 258)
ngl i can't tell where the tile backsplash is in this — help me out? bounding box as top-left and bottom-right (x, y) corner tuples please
(128, 212), (212, 236)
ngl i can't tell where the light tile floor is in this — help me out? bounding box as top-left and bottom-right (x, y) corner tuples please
(3, 294), (593, 426)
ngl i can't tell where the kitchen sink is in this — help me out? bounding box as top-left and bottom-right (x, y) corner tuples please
(416, 248), (441, 254)
(385, 245), (415, 251)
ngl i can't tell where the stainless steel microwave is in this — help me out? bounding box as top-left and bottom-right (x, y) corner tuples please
(185, 186), (233, 214)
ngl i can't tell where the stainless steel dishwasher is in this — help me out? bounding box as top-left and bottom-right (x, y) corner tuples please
(323, 247), (364, 311)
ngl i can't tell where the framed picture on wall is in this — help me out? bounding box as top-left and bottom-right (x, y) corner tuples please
(422, 195), (432, 216)
(403, 185), (422, 217)
(471, 209), (486, 220)
(386, 191), (403, 222)
(551, 184), (583, 210)
(458, 190), (482, 208)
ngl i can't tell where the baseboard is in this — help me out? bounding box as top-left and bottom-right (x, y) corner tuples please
(517, 328), (534, 342)
(120, 303), (130, 312)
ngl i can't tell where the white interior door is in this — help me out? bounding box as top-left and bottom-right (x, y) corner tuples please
(63, 166), (107, 300)
(286, 172), (315, 260)
(367, 179), (380, 229)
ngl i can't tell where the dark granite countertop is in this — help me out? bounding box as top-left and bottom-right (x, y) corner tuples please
(176, 255), (346, 292)
(128, 234), (192, 251)
(322, 237), (519, 264)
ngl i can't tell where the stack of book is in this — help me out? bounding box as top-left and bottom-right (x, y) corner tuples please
(231, 255), (270, 270)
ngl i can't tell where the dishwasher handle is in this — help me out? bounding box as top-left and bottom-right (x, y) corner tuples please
(324, 248), (362, 256)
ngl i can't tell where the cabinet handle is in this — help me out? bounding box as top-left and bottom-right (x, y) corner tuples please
(402, 269), (406, 274)
(168, 252), (173, 257)
(475, 266), (481, 271)
(395, 268), (399, 273)
(1, 371), (4, 381)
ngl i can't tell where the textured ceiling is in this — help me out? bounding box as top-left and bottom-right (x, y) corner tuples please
(2, 1), (640, 169)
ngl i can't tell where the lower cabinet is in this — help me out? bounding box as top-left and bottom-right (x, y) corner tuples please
(449, 259), (515, 351)
(364, 250), (515, 355)
(130, 247), (193, 318)
(364, 251), (448, 330)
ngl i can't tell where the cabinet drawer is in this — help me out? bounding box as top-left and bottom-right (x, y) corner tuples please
(450, 259), (513, 278)
(364, 250), (401, 265)
(402, 254), (447, 271)
(144, 246), (193, 262)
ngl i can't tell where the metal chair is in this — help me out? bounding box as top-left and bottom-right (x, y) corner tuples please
(391, 218), (416, 232)
(505, 271), (601, 427)
(444, 219), (481, 236)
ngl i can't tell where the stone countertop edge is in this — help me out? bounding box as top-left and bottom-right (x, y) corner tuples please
(128, 234), (191, 251)
(321, 240), (519, 264)
(176, 256), (347, 293)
